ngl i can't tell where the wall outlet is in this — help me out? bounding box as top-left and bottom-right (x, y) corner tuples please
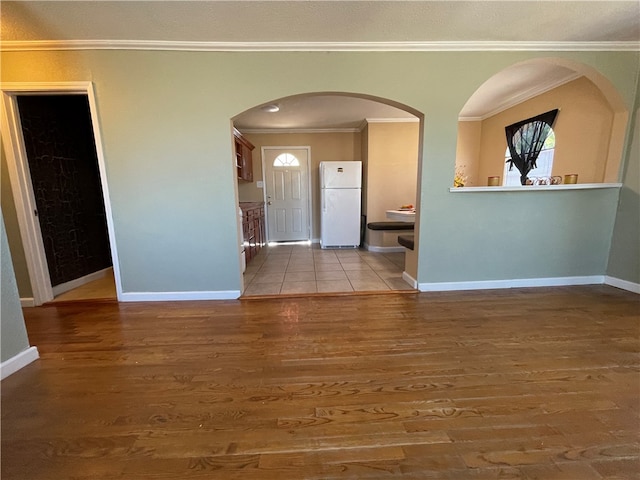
(256, 181), (264, 188)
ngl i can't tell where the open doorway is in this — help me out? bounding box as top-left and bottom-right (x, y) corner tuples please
(1, 83), (121, 305)
(233, 92), (423, 296)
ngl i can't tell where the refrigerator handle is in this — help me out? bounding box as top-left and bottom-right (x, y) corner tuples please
(322, 190), (326, 212)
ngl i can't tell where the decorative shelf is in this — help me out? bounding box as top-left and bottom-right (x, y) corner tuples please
(449, 183), (622, 193)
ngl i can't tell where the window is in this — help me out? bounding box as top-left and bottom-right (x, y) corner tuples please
(273, 153), (300, 167)
(503, 130), (555, 186)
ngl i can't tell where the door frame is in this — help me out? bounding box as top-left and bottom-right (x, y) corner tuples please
(0, 81), (122, 305)
(261, 146), (312, 243)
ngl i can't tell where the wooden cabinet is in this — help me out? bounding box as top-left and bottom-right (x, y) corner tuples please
(240, 202), (265, 263)
(234, 128), (254, 182)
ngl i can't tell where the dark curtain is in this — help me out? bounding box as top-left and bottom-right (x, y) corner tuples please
(505, 109), (559, 185)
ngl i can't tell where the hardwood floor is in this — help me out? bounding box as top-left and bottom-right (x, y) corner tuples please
(47, 268), (117, 304)
(2, 285), (639, 479)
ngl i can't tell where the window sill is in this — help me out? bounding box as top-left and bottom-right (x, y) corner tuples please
(449, 183), (622, 193)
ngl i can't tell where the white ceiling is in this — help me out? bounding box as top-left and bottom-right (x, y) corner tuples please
(2, 1), (638, 130)
(2, 1), (639, 43)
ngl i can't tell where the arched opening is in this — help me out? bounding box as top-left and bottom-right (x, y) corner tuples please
(231, 92), (424, 296)
(455, 58), (629, 187)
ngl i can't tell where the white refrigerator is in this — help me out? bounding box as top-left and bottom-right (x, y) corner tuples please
(320, 161), (362, 248)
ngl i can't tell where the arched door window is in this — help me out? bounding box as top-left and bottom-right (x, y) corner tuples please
(273, 153), (300, 167)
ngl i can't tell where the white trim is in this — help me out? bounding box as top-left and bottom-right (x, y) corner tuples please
(402, 271), (418, 289)
(449, 183), (622, 193)
(85, 84), (124, 303)
(605, 276), (640, 294)
(364, 118), (419, 124)
(20, 297), (35, 308)
(418, 275), (604, 292)
(241, 119), (418, 135)
(0, 347), (39, 380)
(364, 243), (405, 253)
(1, 92), (52, 305)
(120, 291), (241, 302)
(1, 40), (638, 53)
(0, 82), (123, 306)
(459, 73), (581, 121)
(51, 267), (111, 296)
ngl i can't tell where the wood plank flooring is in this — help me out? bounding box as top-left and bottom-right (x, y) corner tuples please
(47, 268), (117, 304)
(2, 285), (639, 479)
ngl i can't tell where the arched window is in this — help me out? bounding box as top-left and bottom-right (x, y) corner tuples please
(503, 129), (555, 186)
(273, 153), (300, 167)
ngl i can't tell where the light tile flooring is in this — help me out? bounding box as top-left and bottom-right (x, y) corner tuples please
(242, 243), (415, 296)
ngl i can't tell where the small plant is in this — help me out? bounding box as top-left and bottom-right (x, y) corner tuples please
(453, 166), (467, 187)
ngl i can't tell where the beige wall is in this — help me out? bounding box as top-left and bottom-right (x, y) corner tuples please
(364, 122), (419, 223)
(458, 76), (617, 186)
(361, 124), (369, 219)
(237, 131), (361, 240)
(0, 147), (32, 296)
(237, 124), (419, 245)
(455, 120), (482, 186)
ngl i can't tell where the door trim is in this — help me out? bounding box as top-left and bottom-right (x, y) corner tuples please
(261, 146), (312, 243)
(0, 81), (123, 305)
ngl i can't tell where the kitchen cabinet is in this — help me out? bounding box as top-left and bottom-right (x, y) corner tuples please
(240, 202), (265, 263)
(234, 128), (254, 182)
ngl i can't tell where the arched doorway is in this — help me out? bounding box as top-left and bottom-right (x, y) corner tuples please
(232, 92), (424, 296)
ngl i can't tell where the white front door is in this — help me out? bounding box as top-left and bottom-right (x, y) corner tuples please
(262, 147), (310, 243)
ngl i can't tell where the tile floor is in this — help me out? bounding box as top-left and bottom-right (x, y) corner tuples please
(242, 243), (415, 296)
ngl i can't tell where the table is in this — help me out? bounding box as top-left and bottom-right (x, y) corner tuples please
(385, 209), (416, 222)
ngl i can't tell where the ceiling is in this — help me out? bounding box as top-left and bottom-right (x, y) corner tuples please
(2, 1), (638, 130)
(2, 1), (638, 44)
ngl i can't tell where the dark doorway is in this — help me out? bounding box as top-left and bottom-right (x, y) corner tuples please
(17, 94), (112, 289)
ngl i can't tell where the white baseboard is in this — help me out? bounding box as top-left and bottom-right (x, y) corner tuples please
(364, 243), (405, 253)
(1, 346), (39, 380)
(52, 267), (112, 296)
(402, 271), (418, 288)
(120, 290), (241, 302)
(20, 297), (35, 307)
(418, 275), (604, 292)
(605, 276), (640, 294)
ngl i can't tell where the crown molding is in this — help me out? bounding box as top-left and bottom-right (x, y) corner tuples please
(239, 128), (361, 134)
(1, 39), (639, 53)
(240, 117), (418, 134)
(458, 72), (583, 122)
(359, 117), (420, 130)
(364, 118), (419, 123)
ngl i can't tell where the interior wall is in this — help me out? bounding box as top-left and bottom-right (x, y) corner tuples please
(0, 50), (636, 296)
(361, 124), (370, 223)
(364, 121), (420, 223)
(474, 77), (616, 185)
(0, 147), (32, 297)
(238, 131), (361, 240)
(455, 120), (482, 186)
(0, 210), (30, 362)
(607, 100), (640, 285)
